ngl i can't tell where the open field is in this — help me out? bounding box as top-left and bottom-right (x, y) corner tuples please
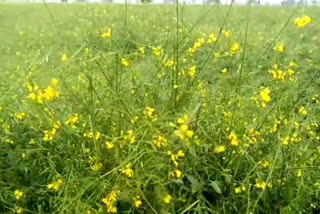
(1, 3), (320, 213)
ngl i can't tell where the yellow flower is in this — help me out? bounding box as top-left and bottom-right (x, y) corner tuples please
(187, 66), (196, 77)
(170, 169), (182, 178)
(289, 60), (297, 67)
(163, 194), (172, 204)
(61, 54), (67, 61)
(101, 28), (111, 38)
(123, 130), (136, 144)
(120, 163), (134, 178)
(50, 78), (58, 86)
(105, 141), (115, 149)
(83, 131), (101, 140)
(138, 46), (145, 54)
(174, 124), (194, 139)
(90, 162), (102, 172)
(102, 190), (120, 213)
(174, 115), (194, 140)
(298, 106), (307, 115)
(274, 43), (284, 53)
(15, 206), (23, 214)
(152, 135), (167, 148)
(144, 106), (157, 121)
(255, 179), (266, 190)
(259, 160), (270, 168)
(65, 114), (78, 128)
(43, 128), (57, 142)
(235, 187), (242, 194)
(228, 132), (239, 146)
(165, 59), (174, 67)
(222, 29), (231, 37)
(14, 190), (23, 200)
(297, 169), (302, 177)
(207, 33), (217, 44)
(152, 46), (162, 56)
(14, 112), (26, 120)
(27, 92), (36, 100)
(221, 68), (228, 74)
(230, 42), (240, 54)
(260, 87), (271, 107)
(294, 15), (311, 28)
(134, 196), (142, 208)
(213, 145), (226, 154)
(121, 58), (129, 67)
(47, 179), (63, 191)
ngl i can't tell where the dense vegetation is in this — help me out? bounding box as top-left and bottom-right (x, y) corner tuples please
(0, 3), (320, 213)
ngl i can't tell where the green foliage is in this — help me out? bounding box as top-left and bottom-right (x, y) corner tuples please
(0, 3), (320, 214)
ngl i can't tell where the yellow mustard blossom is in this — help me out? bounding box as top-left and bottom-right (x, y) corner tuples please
(281, 136), (290, 146)
(134, 196), (142, 208)
(88, 156), (103, 171)
(230, 42), (240, 55)
(102, 190), (120, 213)
(36, 86), (59, 103)
(298, 106), (307, 115)
(294, 15), (311, 28)
(84, 131), (101, 140)
(259, 160), (270, 168)
(14, 190), (23, 200)
(274, 43), (284, 53)
(90, 162), (102, 172)
(165, 59), (174, 67)
(255, 179), (266, 190)
(296, 169), (302, 177)
(65, 114), (78, 128)
(121, 58), (129, 67)
(123, 130), (136, 144)
(207, 33), (217, 44)
(174, 124), (194, 139)
(222, 29), (231, 37)
(234, 186), (245, 194)
(163, 194), (172, 204)
(120, 163), (134, 178)
(14, 112), (26, 120)
(138, 47), (145, 54)
(144, 106), (157, 121)
(101, 28), (111, 38)
(245, 128), (261, 144)
(221, 68), (228, 74)
(50, 78), (58, 86)
(213, 145), (226, 154)
(61, 54), (67, 61)
(152, 46), (162, 56)
(47, 179), (63, 191)
(167, 150), (184, 166)
(170, 168), (182, 178)
(43, 128), (57, 142)
(15, 206), (23, 214)
(268, 69), (286, 81)
(289, 60), (297, 67)
(105, 141), (115, 149)
(152, 135), (167, 148)
(228, 132), (239, 146)
(187, 66), (196, 78)
(174, 115), (194, 139)
(260, 87), (271, 108)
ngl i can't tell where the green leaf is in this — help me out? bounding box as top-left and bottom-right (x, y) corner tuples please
(209, 181), (222, 194)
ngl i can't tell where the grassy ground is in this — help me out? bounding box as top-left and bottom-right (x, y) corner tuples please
(1, 3), (320, 214)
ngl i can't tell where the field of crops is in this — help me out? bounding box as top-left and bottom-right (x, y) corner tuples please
(0, 3), (320, 213)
